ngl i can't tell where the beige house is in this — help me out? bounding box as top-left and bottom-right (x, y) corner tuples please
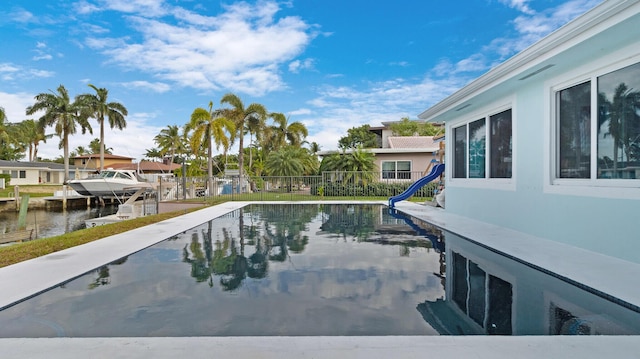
(321, 123), (442, 181)
(371, 136), (440, 181)
(72, 154), (134, 171)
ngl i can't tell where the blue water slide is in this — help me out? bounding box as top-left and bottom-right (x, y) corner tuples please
(388, 163), (444, 208)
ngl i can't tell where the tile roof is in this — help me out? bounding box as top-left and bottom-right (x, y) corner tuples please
(387, 136), (437, 149)
(108, 160), (180, 172)
(71, 154), (134, 160)
(0, 160), (88, 170)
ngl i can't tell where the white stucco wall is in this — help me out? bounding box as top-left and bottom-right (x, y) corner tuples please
(435, 3), (640, 264)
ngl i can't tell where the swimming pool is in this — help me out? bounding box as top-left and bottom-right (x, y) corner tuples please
(0, 203), (638, 337)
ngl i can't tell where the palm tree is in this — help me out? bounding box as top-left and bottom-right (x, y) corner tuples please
(154, 125), (183, 164)
(71, 145), (88, 158)
(26, 85), (92, 183)
(265, 146), (305, 177)
(605, 83), (640, 172)
(308, 141), (321, 154)
(77, 84), (128, 171)
(89, 138), (112, 154)
(144, 147), (163, 161)
(267, 112), (308, 151)
(220, 93), (267, 187)
(188, 101), (235, 192)
(18, 119), (52, 161)
(319, 147), (377, 184)
(245, 109), (266, 170)
(0, 107), (8, 144)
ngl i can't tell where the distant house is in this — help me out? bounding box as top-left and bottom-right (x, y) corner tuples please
(417, 1), (640, 264)
(108, 160), (181, 174)
(0, 160), (94, 185)
(71, 154), (134, 171)
(321, 121), (442, 181)
(108, 160), (180, 182)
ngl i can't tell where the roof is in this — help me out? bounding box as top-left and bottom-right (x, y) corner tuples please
(387, 136), (437, 149)
(0, 160), (91, 171)
(72, 154), (134, 160)
(418, 0), (640, 122)
(108, 160), (180, 172)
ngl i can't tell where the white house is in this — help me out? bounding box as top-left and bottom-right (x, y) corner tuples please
(418, 0), (640, 264)
(0, 160), (93, 185)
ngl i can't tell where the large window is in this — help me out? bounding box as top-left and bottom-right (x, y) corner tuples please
(381, 160), (411, 179)
(452, 109), (512, 179)
(555, 61), (640, 181)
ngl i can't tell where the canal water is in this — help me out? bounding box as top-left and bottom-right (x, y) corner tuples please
(0, 205), (118, 240)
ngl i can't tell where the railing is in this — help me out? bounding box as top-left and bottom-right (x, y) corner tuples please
(158, 171), (440, 202)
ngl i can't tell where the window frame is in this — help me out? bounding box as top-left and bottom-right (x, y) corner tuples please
(546, 53), (640, 198)
(448, 99), (516, 191)
(381, 160), (412, 180)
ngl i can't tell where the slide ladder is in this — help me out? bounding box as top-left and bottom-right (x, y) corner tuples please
(388, 163), (444, 208)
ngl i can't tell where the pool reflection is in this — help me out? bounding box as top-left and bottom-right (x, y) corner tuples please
(1, 204), (638, 337)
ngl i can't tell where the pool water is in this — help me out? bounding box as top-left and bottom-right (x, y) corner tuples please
(0, 203), (638, 337)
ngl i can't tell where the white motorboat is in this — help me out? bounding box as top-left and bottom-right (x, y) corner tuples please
(68, 169), (153, 197)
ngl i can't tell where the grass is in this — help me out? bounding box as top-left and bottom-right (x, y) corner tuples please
(0, 185), (59, 198)
(0, 208), (200, 268)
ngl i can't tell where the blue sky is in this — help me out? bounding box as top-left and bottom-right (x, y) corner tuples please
(0, 0), (602, 161)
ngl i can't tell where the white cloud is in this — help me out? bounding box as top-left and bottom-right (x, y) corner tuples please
(0, 63), (54, 82)
(121, 81), (172, 93)
(289, 58), (314, 73)
(499, 0), (535, 15)
(0, 91), (37, 124)
(85, 1), (314, 97)
(288, 108), (312, 116)
(32, 54), (53, 61)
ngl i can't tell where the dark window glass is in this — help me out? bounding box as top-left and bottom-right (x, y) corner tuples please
(469, 119), (486, 178)
(558, 82), (591, 178)
(452, 252), (468, 312)
(487, 275), (512, 335)
(490, 110), (512, 178)
(454, 125), (467, 178)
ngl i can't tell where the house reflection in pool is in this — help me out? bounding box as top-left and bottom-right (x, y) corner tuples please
(417, 231), (640, 335)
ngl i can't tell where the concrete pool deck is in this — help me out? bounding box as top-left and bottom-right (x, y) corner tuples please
(1, 200), (639, 358)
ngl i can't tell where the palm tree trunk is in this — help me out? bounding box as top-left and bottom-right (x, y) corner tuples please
(238, 134), (244, 191)
(63, 132), (70, 183)
(207, 131), (214, 194)
(100, 119), (105, 172)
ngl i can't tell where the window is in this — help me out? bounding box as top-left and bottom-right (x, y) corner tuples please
(469, 119), (486, 178)
(597, 62), (640, 179)
(381, 161), (411, 179)
(490, 110), (512, 178)
(557, 82), (591, 178)
(9, 171), (25, 179)
(555, 61), (640, 181)
(452, 109), (512, 179)
(454, 125), (467, 178)
(451, 251), (513, 334)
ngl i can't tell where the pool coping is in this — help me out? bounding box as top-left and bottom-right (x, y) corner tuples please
(1, 200), (639, 358)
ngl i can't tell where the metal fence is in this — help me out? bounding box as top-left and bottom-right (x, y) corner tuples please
(158, 171), (441, 202)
